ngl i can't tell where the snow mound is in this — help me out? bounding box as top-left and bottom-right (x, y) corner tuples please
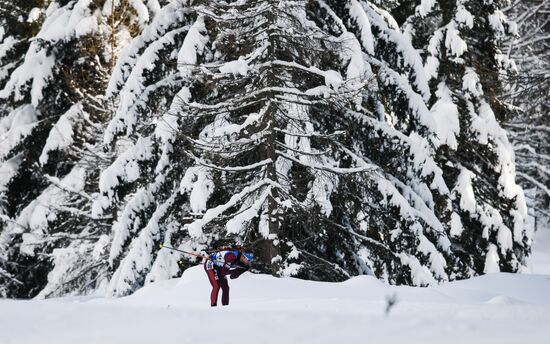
(486, 295), (515, 305)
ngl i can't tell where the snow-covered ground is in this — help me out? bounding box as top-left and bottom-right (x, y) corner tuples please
(1, 271), (549, 343)
(1, 229), (549, 344)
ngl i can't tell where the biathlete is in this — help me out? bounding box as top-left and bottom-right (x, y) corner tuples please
(204, 248), (253, 306)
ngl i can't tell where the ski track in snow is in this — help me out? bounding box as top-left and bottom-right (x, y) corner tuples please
(1, 266), (550, 344)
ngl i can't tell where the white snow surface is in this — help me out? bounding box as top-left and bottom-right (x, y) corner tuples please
(39, 103), (84, 165)
(1, 267), (549, 343)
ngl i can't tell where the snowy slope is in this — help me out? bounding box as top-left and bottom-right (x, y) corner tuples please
(1, 265), (549, 344)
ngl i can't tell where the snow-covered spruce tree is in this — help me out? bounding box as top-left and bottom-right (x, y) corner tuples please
(314, 0), (458, 284)
(0, 0), (155, 298)
(96, 0), (461, 295)
(502, 0), (549, 233)
(31, 1), (166, 300)
(0, 0), (47, 295)
(92, 0), (197, 296)
(403, 0), (530, 276)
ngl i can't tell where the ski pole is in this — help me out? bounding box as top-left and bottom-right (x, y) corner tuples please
(160, 244), (260, 273)
(160, 244), (210, 260)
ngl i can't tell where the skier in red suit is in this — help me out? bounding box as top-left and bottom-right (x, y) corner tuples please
(204, 249), (253, 306)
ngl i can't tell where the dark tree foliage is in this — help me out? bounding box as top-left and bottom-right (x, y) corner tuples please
(405, 0), (531, 277)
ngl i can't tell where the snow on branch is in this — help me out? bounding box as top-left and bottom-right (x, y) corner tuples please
(0, 105), (38, 160)
(518, 172), (550, 198)
(368, 56), (436, 133)
(0, 0), (101, 106)
(105, 26), (191, 143)
(108, 191), (177, 297)
(106, 0), (192, 98)
(358, 0), (430, 99)
(192, 156), (274, 173)
(93, 136), (155, 216)
(108, 187), (155, 265)
(39, 103), (86, 165)
(276, 150), (376, 174)
(186, 180), (278, 237)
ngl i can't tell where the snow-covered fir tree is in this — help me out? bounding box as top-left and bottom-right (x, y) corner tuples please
(403, 0), (531, 276)
(502, 0), (549, 233)
(96, 0), (461, 296)
(91, 0), (197, 296)
(0, 0), (156, 298)
(0, 1), (46, 215)
(0, 0), (48, 296)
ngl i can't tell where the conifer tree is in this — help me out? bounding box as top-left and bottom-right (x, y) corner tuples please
(92, 0), (197, 296)
(0, 0), (50, 297)
(404, 0), (530, 277)
(502, 0), (549, 233)
(98, 0), (458, 295)
(314, 0), (455, 284)
(0, 0), (154, 298)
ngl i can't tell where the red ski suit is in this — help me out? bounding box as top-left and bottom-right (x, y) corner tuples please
(204, 250), (247, 306)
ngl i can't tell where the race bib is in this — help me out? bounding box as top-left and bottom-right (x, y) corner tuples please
(206, 260), (214, 270)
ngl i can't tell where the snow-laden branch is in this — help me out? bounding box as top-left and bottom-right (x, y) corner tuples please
(297, 248), (352, 278)
(323, 218), (396, 255)
(191, 156), (273, 172)
(504, 123), (550, 133)
(186, 179), (280, 237)
(0, 214), (27, 231)
(274, 128), (346, 139)
(333, 142), (379, 172)
(276, 150), (376, 174)
(517, 172), (550, 197)
(183, 132), (269, 154)
(44, 174), (94, 202)
(0, 267), (23, 286)
(276, 141), (330, 157)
